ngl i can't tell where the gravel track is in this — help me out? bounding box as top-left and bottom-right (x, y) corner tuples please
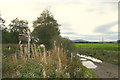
(91, 62), (118, 78)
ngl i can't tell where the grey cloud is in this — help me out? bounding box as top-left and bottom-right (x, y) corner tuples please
(94, 21), (117, 34)
(68, 35), (101, 41)
(86, 2), (117, 14)
(105, 34), (118, 40)
(61, 21), (118, 41)
(82, 34), (118, 41)
(61, 32), (118, 41)
(60, 27), (71, 30)
(60, 23), (72, 31)
(61, 23), (71, 27)
(68, 34), (118, 41)
(61, 32), (79, 35)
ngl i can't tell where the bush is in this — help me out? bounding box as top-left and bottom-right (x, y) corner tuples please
(54, 36), (77, 57)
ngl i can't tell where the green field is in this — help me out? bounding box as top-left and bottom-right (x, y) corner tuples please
(75, 43), (118, 51)
(75, 43), (119, 64)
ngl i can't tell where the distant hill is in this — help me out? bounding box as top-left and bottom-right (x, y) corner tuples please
(72, 39), (118, 43)
(117, 40), (120, 43)
(72, 39), (89, 43)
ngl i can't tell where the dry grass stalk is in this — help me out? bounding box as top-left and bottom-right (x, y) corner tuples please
(33, 44), (38, 57)
(26, 46), (29, 58)
(64, 65), (67, 70)
(31, 44), (35, 58)
(61, 48), (64, 58)
(22, 44), (28, 61)
(43, 68), (47, 78)
(48, 51), (50, 57)
(24, 44), (28, 56)
(38, 46), (41, 56)
(66, 72), (70, 78)
(16, 70), (20, 77)
(57, 47), (62, 71)
(54, 41), (57, 51)
(43, 46), (47, 64)
(19, 44), (23, 58)
(71, 52), (73, 62)
(14, 53), (17, 61)
(11, 53), (17, 63)
(22, 55), (27, 62)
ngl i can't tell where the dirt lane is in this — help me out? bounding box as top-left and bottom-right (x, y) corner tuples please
(91, 62), (118, 78)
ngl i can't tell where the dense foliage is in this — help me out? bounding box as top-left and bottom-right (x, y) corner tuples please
(32, 9), (60, 50)
(2, 30), (19, 44)
(1, 18), (29, 44)
(55, 36), (78, 57)
(9, 18), (28, 34)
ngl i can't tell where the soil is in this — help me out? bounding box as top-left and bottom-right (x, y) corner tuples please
(91, 62), (119, 78)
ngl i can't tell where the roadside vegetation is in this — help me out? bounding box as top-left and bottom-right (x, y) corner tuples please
(75, 43), (119, 65)
(2, 44), (97, 78)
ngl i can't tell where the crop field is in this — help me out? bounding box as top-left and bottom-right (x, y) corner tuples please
(75, 43), (118, 51)
(75, 43), (119, 64)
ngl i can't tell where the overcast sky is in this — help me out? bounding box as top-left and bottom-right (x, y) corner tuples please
(0, 0), (119, 41)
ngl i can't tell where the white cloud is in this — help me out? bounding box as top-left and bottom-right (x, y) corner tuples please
(0, 1), (118, 41)
(52, 2), (118, 35)
(110, 24), (118, 32)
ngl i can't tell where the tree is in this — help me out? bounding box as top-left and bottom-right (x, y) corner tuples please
(0, 14), (8, 44)
(0, 14), (5, 30)
(9, 18), (28, 34)
(32, 9), (60, 49)
(1, 18), (29, 44)
(7, 18), (29, 43)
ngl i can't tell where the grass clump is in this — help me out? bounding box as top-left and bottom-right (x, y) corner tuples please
(2, 44), (97, 78)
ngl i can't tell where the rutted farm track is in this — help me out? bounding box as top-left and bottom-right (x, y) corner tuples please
(77, 54), (118, 78)
(92, 62), (118, 78)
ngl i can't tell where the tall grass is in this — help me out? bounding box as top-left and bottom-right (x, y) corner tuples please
(2, 43), (97, 78)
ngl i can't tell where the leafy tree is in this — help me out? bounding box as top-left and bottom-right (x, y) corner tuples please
(7, 18), (29, 43)
(1, 18), (29, 44)
(32, 9), (60, 49)
(0, 15), (5, 30)
(0, 15), (7, 43)
(9, 18), (28, 34)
